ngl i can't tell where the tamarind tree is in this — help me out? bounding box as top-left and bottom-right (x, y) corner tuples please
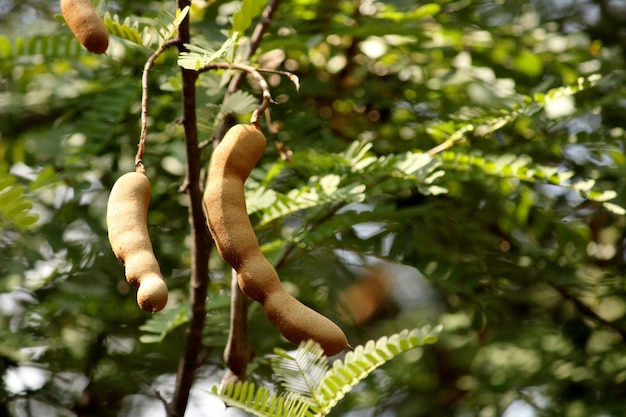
(3, 0), (626, 416)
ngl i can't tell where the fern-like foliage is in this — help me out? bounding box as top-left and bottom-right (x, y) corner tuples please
(311, 326), (441, 415)
(0, 33), (85, 59)
(437, 150), (620, 208)
(75, 82), (141, 143)
(103, 6), (189, 50)
(177, 32), (240, 70)
(139, 303), (190, 343)
(246, 178), (367, 227)
(103, 13), (149, 48)
(217, 382), (310, 417)
(426, 73), (603, 149)
(211, 325), (441, 417)
(139, 291), (231, 343)
(247, 141), (445, 227)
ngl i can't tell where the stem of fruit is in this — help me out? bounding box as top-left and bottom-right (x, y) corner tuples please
(138, 39), (180, 170)
(197, 62), (275, 127)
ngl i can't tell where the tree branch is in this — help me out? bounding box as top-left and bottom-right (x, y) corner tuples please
(169, 0), (212, 416)
(222, 270), (253, 384)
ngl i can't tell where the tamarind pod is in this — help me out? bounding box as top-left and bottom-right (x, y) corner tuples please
(264, 290), (349, 357)
(237, 252), (283, 303)
(204, 124), (349, 356)
(136, 274), (168, 314)
(60, 0), (109, 54)
(107, 172), (168, 313)
(235, 247), (348, 355)
(203, 124), (267, 270)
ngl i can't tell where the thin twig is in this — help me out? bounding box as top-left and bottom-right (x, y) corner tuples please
(215, 0), (283, 139)
(426, 136), (469, 156)
(197, 61), (275, 125)
(137, 39), (180, 169)
(194, 62), (284, 150)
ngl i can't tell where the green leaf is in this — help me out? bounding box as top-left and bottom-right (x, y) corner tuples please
(514, 49), (543, 77)
(412, 3), (441, 19)
(271, 342), (328, 405)
(0, 33), (85, 58)
(0, 174), (38, 231)
(304, 326), (442, 415)
(0, 35), (11, 58)
(231, 0), (268, 35)
(222, 90), (259, 116)
(139, 303), (190, 343)
(212, 380), (311, 417)
(211, 326), (440, 416)
(103, 13), (147, 48)
(177, 32), (239, 70)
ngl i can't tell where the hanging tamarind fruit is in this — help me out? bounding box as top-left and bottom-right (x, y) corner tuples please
(204, 124), (349, 356)
(107, 171), (168, 313)
(60, 0), (109, 54)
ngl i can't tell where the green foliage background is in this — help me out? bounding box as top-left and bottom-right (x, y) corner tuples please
(2, 0), (626, 416)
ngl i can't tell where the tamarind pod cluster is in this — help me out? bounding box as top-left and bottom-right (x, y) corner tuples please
(204, 124), (349, 356)
(107, 172), (168, 313)
(60, 0), (109, 54)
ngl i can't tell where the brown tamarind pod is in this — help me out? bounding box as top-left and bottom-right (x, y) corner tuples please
(204, 124), (349, 356)
(263, 290), (350, 357)
(107, 172), (168, 313)
(60, 0), (109, 54)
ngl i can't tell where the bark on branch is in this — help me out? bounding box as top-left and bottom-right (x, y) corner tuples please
(168, 0), (212, 416)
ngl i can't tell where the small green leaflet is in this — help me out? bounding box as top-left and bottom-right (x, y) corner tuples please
(178, 33), (239, 71)
(0, 175), (38, 230)
(232, 0), (268, 36)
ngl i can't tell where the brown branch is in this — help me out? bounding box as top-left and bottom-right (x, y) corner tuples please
(222, 269), (253, 384)
(168, 1), (212, 416)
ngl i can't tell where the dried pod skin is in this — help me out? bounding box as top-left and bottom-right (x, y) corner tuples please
(60, 0), (109, 54)
(204, 124), (349, 355)
(107, 172), (168, 313)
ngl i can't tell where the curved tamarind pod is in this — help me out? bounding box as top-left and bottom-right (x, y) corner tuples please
(263, 290), (350, 356)
(60, 0), (109, 54)
(107, 172), (168, 313)
(204, 125), (267, 271)
(204, 124), (349, 356)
